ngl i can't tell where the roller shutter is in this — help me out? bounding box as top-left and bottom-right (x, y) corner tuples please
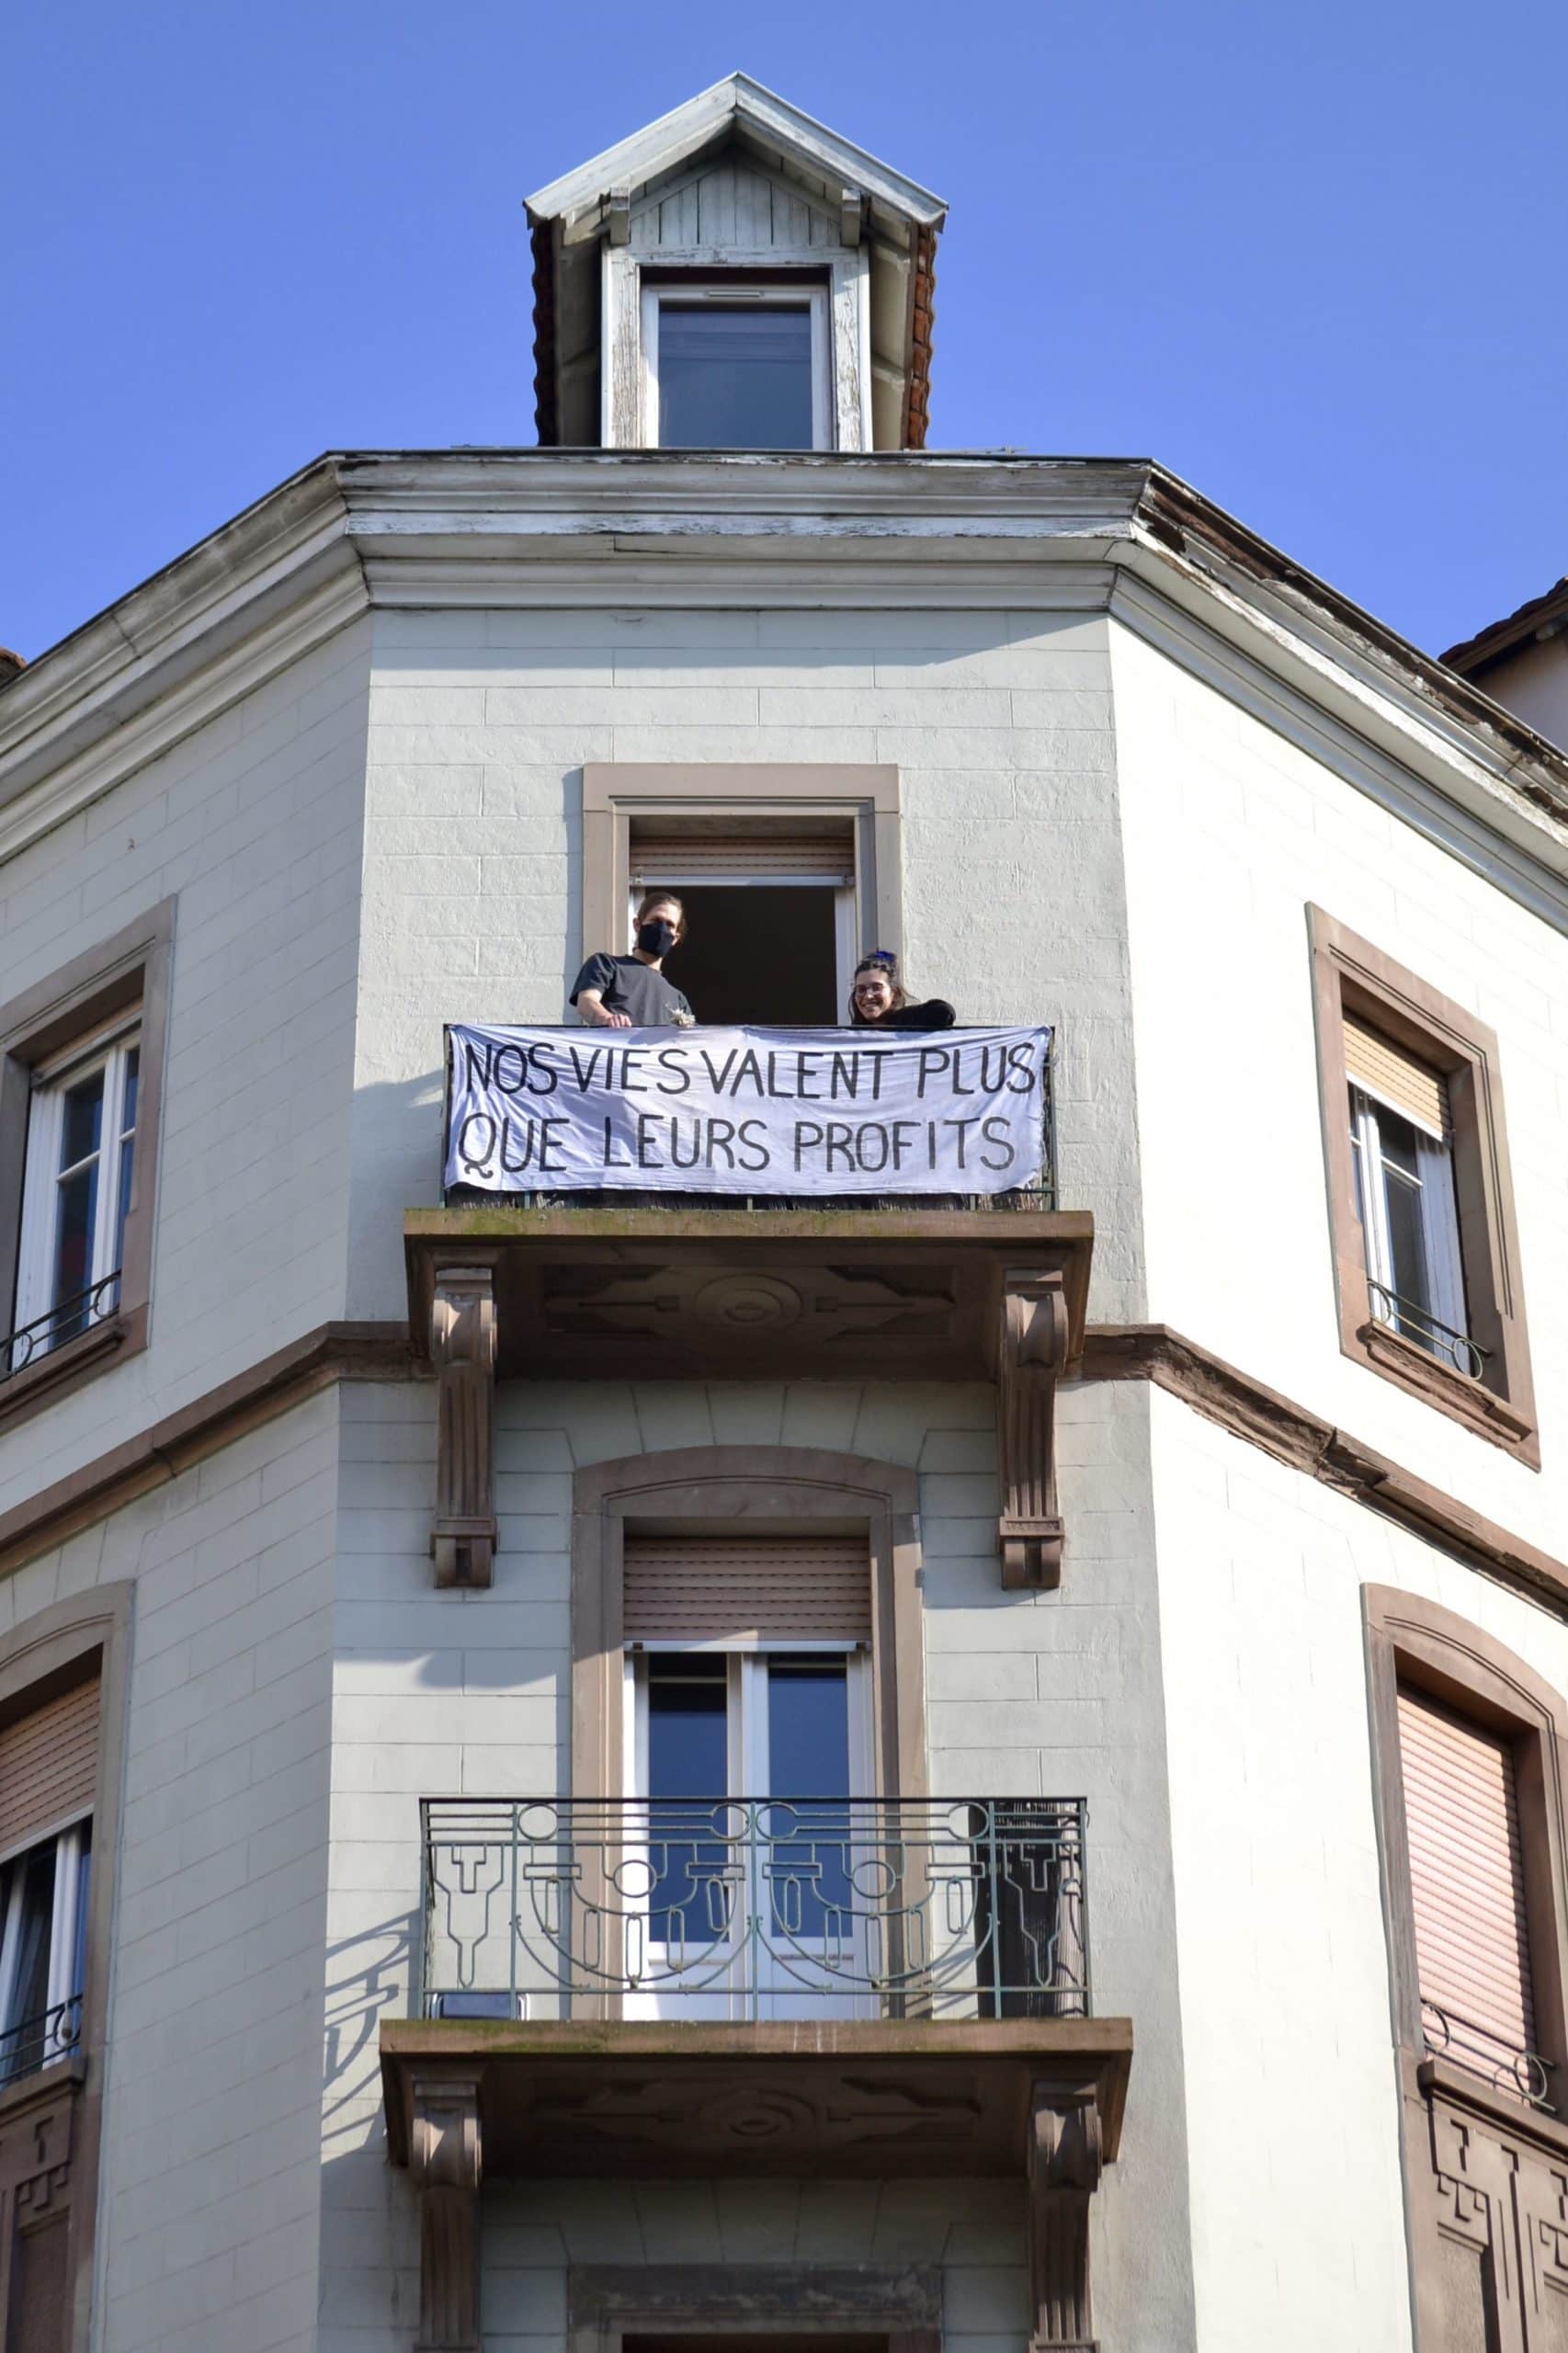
(1397, 1683), (1535, 2064)
(0, 1676), (98, 1857)
(630, 831), (855, 882)
(623, 1534), (870, 1643)
(1345, 1015), (1449, 1139)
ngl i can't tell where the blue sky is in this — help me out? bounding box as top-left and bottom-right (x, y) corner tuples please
(4, 0), (1563, 664)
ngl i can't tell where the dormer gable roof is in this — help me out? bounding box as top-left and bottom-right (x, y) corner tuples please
(524, 73), (946, 242)
(525, 75), (945, 451)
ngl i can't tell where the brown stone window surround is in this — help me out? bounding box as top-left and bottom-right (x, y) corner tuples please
(580, 766), (903, 974)
(1307, 904), (1537, 1462)
(0, 901), (174, 1430)
(571, 1447), (926, 1805)
(569, 2263), (941, 2353)
(1363, 1585), (1568, 2349)
(0, 1583), (131, 2353)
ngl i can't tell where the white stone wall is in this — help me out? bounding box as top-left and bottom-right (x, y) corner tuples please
(1110, 617), (1568, 1557)
(318, 1373), (1195, 2352)
(9, 1393), (337, 2353)
(1150, 1381), (1568, 2349)
(348, 605), (1144, 1324)
(0, 621), (372, 1520)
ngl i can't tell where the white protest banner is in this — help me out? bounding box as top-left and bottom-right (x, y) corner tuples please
(444, 1024), (1051, 1199)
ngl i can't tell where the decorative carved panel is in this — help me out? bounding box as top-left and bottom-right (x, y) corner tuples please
(429, 1264), (498, 1589)
(998, 1271), (1070, 1590)
(0, 2068), (76, 2353)
(1417, 2065), (1568, 2352)
(540, 1259), (958, 1360)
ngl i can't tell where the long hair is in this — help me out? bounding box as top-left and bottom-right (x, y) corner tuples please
(634, 890), (687, 943)
(848, 950), (910, 1023)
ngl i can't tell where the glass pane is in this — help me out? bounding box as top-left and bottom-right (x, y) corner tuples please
(646, 1656), (730, 1948)
(767, 1658), (851, 1938)
(1384, 1169), (1433, 1325)
(658, 306), (814, 449)
(121, 1047), (140, 1141)
(58, 1068), (104, 1173)
(51, 1163), (98, 1328)
(0, 1844), (56, 2082)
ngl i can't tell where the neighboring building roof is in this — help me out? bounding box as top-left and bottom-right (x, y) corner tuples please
(1442, 574), (1568, 675)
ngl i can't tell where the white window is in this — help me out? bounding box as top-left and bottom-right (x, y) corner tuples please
(1348, 1083), (1473, 1375)
(11, 1018), (140, 1370)
(642, 282), (831, 450)
(624, 1643), (871, 2018)
(0, 1822), (90, 2082)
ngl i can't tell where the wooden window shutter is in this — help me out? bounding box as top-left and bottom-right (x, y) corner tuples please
(1345, 1014), (1449, 1139)
(630, 831), (855, 883)
(0, 1676), (99, 1856)
(1397, 1683), (1536, 2063)
(623, 1534), (871, 1643)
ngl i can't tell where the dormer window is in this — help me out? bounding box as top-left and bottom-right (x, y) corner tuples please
(526, 75), (945, 452)
(642, 285), (826, 449)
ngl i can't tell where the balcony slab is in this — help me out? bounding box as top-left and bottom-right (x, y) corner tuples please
(381, 2015), (1131, 2177)
(405, 1206), (1093, 1385)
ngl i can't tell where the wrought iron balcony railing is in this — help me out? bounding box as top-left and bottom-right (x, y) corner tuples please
(418, 1796), (1089, 2023)
(2, 1273), (120, 1382)
(1367, 1281), (1489, 1381)
(0, 1995), (81, 2088)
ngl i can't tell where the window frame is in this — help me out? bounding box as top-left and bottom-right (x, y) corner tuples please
(582, 768), (902, 1010)
(1365, 1585), (1568, 2109)
(1307, 904), (1537, 1461)
(0, 901), (173, 1428)
(0, 1585), (131, 2353)
(641, 278), (833, 452)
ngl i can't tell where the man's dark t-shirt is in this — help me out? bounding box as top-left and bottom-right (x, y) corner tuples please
(570, 952), (693, 1027)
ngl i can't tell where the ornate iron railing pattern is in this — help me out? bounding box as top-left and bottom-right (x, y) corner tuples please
(1367, 1281), (1488, 1381)
(1, 1273), (120, 1382)
(418, 1796), (1088, 2022)
(440, 1028), (1057, 1214)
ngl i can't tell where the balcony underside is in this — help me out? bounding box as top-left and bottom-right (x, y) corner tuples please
(405, 1205), (1092, 1383)
(407, 1208), (1093, 1592)
(383, 2018), (1131, 2350)
(381, 2015), (1131, 2177)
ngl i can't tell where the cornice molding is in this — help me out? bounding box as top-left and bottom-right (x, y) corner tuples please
(0, 1311), (1560, 1631)
(1081, 1324), (1568, 1617)
(3, 452), (1566, 898)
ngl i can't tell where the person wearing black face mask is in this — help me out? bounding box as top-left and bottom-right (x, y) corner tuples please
(570, 892), (696, 1029)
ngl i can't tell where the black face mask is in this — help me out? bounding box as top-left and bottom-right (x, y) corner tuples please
(637, 918), (677, 958)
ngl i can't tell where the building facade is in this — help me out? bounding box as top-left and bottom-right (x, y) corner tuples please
(2, 73), (1567, 2353)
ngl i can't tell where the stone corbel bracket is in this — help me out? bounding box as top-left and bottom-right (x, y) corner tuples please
(998, 1268), (1071, 1589)
(1027, 2077), (1104, 2352)
(430, 1262), (498, 1589)
(410, 2073), (483, 2350)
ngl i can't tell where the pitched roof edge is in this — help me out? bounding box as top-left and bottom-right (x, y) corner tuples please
(1441, 575), (1568, 676)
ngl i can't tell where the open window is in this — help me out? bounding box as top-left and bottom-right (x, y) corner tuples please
(628, 817), (858, 1024)
(1308, 906), (1537, 1459)
(0, 899), (172, 1425)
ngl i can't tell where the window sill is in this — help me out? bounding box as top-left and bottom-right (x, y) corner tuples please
(0, 1303), (145, 1435)
(1416, 2053), (1565, 2148)
(1353, 1315), (1539, 1465)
